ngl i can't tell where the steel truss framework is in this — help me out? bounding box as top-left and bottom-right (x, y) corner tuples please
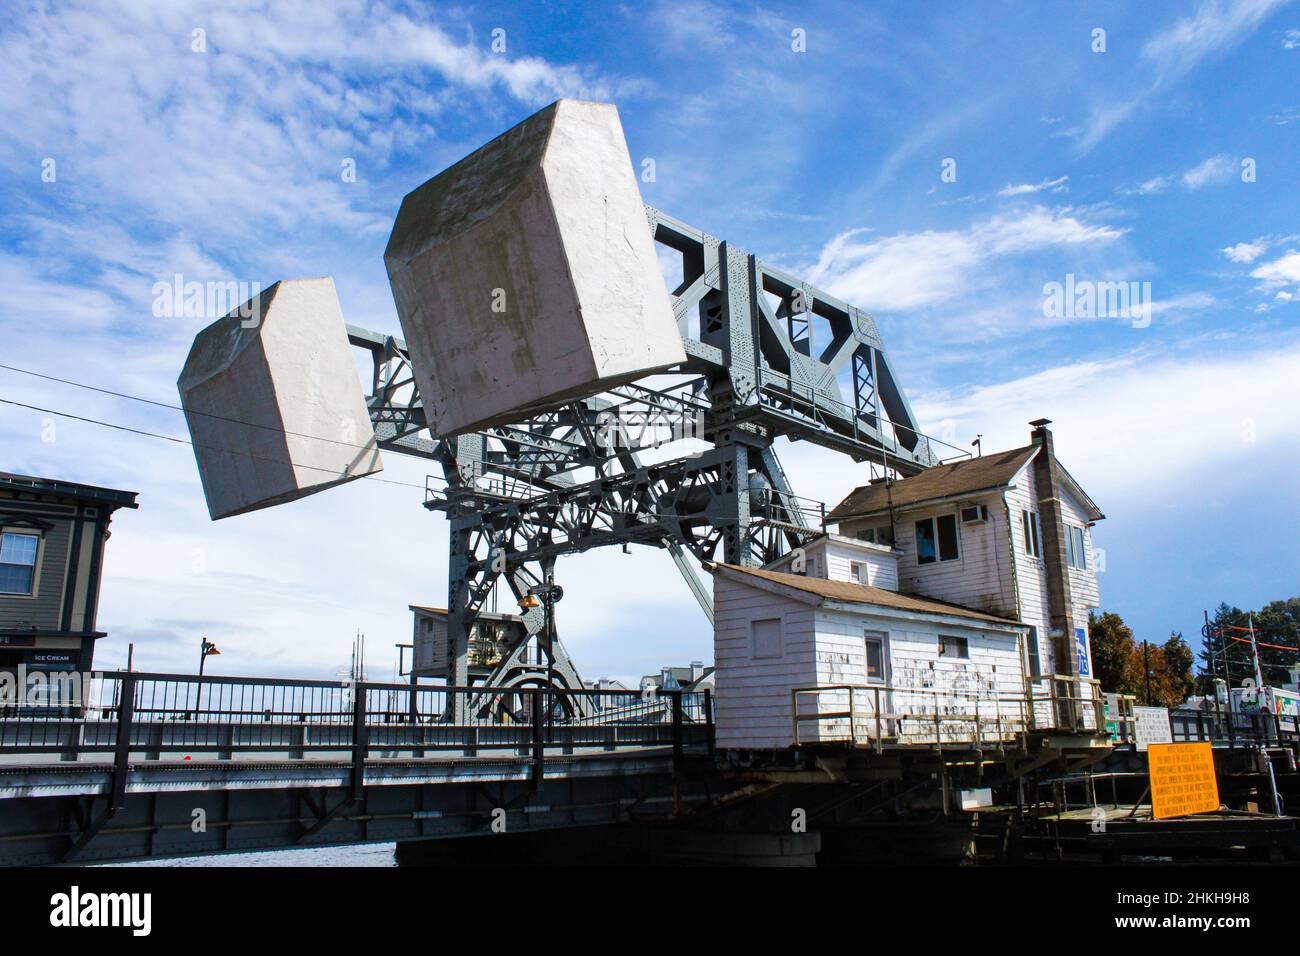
(348, 207), (938, 718)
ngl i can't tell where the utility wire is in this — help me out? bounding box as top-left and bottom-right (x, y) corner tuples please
(0, 397), (428, 492)
(0, 397), (809, 525)
(0, 361), (412, 457)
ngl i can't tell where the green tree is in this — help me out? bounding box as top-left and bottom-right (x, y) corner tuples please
(1089, 611), (1142, 695)
(1197, 599), (1300, 690)
(1153, 631), (1195, 706)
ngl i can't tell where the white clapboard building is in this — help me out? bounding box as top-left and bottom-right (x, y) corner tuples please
(709, 420), (1105, 750)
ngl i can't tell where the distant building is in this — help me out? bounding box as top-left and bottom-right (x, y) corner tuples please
(0, 473), (138, 678)
(638, 662), (714, 694)
(407, 605), (525, 679)
(587, 677), (630, 691)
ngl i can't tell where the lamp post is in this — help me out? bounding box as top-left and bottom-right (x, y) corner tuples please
(525, 578), (564, 727)
(195, 637), (221, 719)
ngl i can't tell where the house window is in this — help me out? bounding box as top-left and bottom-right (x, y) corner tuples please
(863, 632), (885, 681)
(849, 561), (867, 584)
(751, 618), (782, 659)
(0, 531), (39, 595)
(1021, 509), (1042, 559)
(938, 635), (969, 659)
(1065, 525), (1087, 569)
(1025, 625), (1041, 678)
(915, 514), (959, 564)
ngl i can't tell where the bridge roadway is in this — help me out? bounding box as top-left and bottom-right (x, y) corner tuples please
(0, 671), (719, 865)
(7, 671), (1296, 866)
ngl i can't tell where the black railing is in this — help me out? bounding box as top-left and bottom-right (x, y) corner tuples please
(1167, 705), (1300, 747)
(0, 670), (714, 801)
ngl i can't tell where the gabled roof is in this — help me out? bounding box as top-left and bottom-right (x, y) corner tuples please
(712, 563), (1022, 627)
(827, 445), (1038, 521)
(1052, 461), (1105, 523)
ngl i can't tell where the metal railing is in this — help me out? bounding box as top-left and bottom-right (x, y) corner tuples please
(748, 487), (826, 532)
(0, 672), (713, 785)
(1166, 704), (1299, 747)
(791, 674), (1107, 750)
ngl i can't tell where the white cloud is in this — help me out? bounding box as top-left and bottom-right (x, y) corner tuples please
(1250, 249), (1300, 289)
(783, 338), (1300, 515)
(1181, 154), (1238, 189)
(1222, 239), (1270, 262)
(1080, 0), (1291, 148)
(1128, 175), (1173, 195)
(997, 175), (1069, 198)
(805, 206), (1125, 312)
(1123, 155), (1241, 196)
(1147, 291), (1218, 315)
(912, 342), (1300, 502)
(0, 0), (630, 261)
(1284, 27), (1300, 46)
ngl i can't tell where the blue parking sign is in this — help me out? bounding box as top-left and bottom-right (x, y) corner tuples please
(1075, 627), (1090, 677)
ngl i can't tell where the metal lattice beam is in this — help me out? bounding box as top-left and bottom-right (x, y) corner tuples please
(347, 205), (935, 715)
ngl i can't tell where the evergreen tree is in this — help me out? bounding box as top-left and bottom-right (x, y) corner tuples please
(1197, 599), (1300, 689)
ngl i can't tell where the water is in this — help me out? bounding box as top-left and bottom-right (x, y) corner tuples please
(104, 843), (397, 867)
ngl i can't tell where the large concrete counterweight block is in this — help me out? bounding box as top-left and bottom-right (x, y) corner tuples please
(384, 99), (685, 436)
(177, 277), (383, 520)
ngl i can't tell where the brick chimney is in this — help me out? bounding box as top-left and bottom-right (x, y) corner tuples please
(1029, 419), (1078, 676)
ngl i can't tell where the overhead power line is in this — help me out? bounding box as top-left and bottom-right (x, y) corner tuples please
(0, 397), (428, 492)
(0, 361), (403, 457)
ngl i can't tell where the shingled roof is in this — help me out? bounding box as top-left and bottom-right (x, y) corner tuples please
(826, 445), (1039, 521)
(711, 563), (1022, 627)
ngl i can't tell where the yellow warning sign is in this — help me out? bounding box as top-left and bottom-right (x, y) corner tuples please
(1148, 742), (1220, 820)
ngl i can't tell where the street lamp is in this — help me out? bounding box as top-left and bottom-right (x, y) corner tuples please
(195, 638), (221, 720)
(524, 580), (564, 726)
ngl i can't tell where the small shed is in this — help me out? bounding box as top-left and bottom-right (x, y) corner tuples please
(408, 605), (526, 679)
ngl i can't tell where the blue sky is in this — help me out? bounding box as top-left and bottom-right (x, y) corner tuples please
(0, 0), (1297, 681)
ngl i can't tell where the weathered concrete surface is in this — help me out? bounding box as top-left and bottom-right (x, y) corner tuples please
(177, 277), (382, 520)
(385, 99), (685, 437)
